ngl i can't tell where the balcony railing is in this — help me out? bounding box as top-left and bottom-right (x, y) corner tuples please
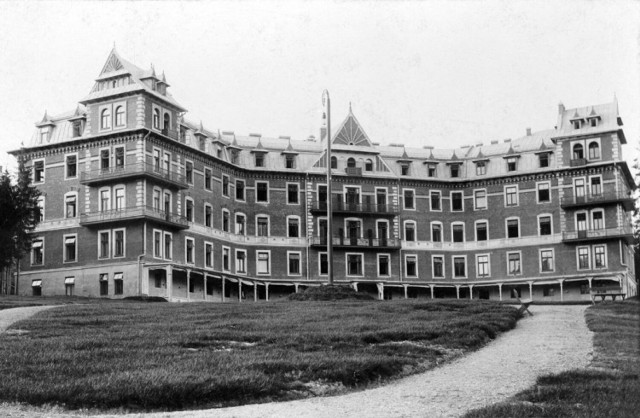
(562, 226), (633, 242)
(570, 158), (588, 167)
(80, 205), (189, 229)
(80, 162), (188, 188)
(560, 189), (634, 210)
(309, 199), (399, 215)
(310, 236), (401, 249)
(345, 167), (362, 176)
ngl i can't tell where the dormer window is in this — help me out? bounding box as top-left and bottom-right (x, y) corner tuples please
(506, 157), (518, 172)
(255, 154), (264, 168)
(199, 137), (206, 151)
(217, 148), (222, 159)
(72, 121), (82, 137)
(572, 119), (582, 129)
(450, 164), (459, 178)
(539, 153), (550, 168)
(39, 128), (49, 144)
(590, 118), (598, 127)
(401, 164), (410, 176)
(365, 159), (373, 172)
(475, 161), (486, 176)
(427, 163), (437, 177)
(230, 150), (238, 164)
(286, 155), (296, 169)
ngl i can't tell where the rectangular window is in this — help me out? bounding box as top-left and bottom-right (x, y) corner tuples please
(590, 177), (602, 196)
(285, 155), (295, 169)
(540, 249), (554, 272)
(450, 164), (460, 178)
(452, 224), (464, 242)
(64, 235), (77, 262)
(506, 157), (518, 172)
(205, 205), (212, 227)
(287, 183), (299, 204)
(431, 223), (442, 242)
(594, 245), (606, 268)
(476, 255), (490, 277)
(288, 218), (300, 238)
(257, 251), (270, 275)
(31, 239), (44, 265)
(507, 219), (519, 238)
(427, 164), (437, 177)
(222, 175), (229, 197)
(100, 189), (110, 211)
(235, 180), (245, 201)
(115, 147), (125, 168)
(65, 194), (77, 218)
(204, 168), (212, 190)
(114, 273), (123, 295)
(592, 211), (604, 230)
(451, 192), (463, 211)
(405, 222), (416, 241)
(401, 164), (410, 176)
(185, 161), (193, 185)
(163, 152), (171, 172)
(256, 182), (269, 202)
(543, 286), (554, 297)
(537, 182), (551, 203)
(505, 186), (518, 206)
(474, 190), (486, 210)
(475, 161), (486, 176)
(378, 254), (390, 276)
(476, 221), (488, 241)
(577, 247), (590, 269)
(222, 210), (230, 232)
(185, 199), (194, 222)
(37, 197), (44, 222)
(256, 216), (269, 237)
(288, 252), (301, 275)
(453, 256), (466, 278)
(508, 252), (521, 275)
(205, 243), (214, 268)
(153, 231), (161, 258)
(101, 149), (110, 170)
(99, 231), (110, 259)
(346, 254), (363, 276)
(405, 255), (417, 277)
(576, 212), (588, 231)
(430, 191), (441, 211)
(319, 253), (328, 275)
(185, 238), (195, 264)
(113, 229), (124, 257)
(65, 277), (75, 296)
(114, 187), (125, 210)
(33, 160), (44, 183)
(539, 153), (549, 168)
(235, 248), (250, 274)
(404, 190), (415, 210)
(235, 214), (246, 235)
(223, 247), (230, 271)
(99, 273), (109, 296)
(539, 216), (552, 236)
(163, 232), (172, 260)
(432, 256), (444, 278)
(65, 155), (77, 179)
(255, 154), (264, 167)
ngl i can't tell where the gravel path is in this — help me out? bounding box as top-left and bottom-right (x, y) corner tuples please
(0, 304), (593, 418)
(0, 305), (58, 333)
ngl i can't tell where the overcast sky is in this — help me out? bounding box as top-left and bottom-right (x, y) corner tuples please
(1, 0), (638, 172)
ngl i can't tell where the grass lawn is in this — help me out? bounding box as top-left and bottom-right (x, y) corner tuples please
(464, 299), (640, 418)
(0, 299), (518, 412)
(0, 295), (130, 310)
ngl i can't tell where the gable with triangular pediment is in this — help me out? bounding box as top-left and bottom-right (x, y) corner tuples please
(100, 50), (125, 76)
(332, 111), (373, 147)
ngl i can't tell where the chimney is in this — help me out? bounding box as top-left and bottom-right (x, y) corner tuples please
(558, 102), (565, 114)
(526, 128), (531, 136)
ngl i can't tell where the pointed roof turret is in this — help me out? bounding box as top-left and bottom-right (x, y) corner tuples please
(570, 109), (584, 121)
(396, 147), (412, 163)
(36, 111), (55, 127)
(227, 137), (241, 150)
(251, 138), (268, 153)
(281, 140), (298, 155)
(68, 105), (87, 121)
(194, 120), (207, 137)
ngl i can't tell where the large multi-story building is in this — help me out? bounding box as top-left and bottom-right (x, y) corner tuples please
(11, 49), (637, 302)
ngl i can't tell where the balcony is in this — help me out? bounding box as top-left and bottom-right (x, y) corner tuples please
(309, 199), (399, 216)
(80, 162), (188, 189)
(80, 206), (189, 229)
(570, 158), (587, 167)
(560, 189), (634, 210)
(562, 226), (633, 243)
(310, 236), (401, 250)
(345, 167), (362, 176)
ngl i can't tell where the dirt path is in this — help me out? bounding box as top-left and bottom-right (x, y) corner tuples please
(0, 305), (58, 333)
(0, 305), (593, 418)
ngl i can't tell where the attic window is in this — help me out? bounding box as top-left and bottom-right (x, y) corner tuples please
(401, 164), (410, 176)
(72, 121), (82, 138)
(255, 154), (264, 168)
(331, 156), (337, 169)
(230, 150), (238, 164)
(286, 155), (296, 169)
(365, 159), (373, 172)
(450, 164), (460, 178)
(588, 117), (599, 127)
(475, 161), (486, 176)
(506, 157), (518, 172)
(39, 128), (49, 144)
(539, 153), (549, 168)
(427, 163), (437, 177)
(572, 120), (582, 129)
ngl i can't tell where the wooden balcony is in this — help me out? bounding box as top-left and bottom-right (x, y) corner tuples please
(562, 226), (633, 243)
(560, 189), (634, 210)
(80, 206), (189, 229)
(80, 162), (188, 189)
(310, 236), (401, 250)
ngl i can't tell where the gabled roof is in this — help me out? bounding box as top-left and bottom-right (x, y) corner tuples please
(332, 108), (374, 147)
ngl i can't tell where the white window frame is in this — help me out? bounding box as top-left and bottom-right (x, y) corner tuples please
(222, 246), (231, 272)
(403, 188), (416, 210)
(221, 209), (231, 232)
(476, 254), (491, 278)
(256, 250), (271, 275)
(287, 251), (302, 276)
(589, 174), (603, 196)
(33, 159), (45, 184)
(576, 246), (591, 270)
(286, 182), (300, 205)
(287, 215), (301, 238)
(377, 253), (391, 277)
(185, 197), (195, 222)
(235, 248), (247, 275)
(163, 232), (172, 260)
(403, 220), (417, 242)
(536, 181), (551, 203)
(451, 222), (465, 243)
(375, 187), (388, 206)
(36, 196), (45, 222)
(152, 229), (162, 259)
(539, 248), (555, 273)
(185, 237), (195, 265)
(473, 188), (487, 210)
(587, 138), (602, 161)
(593, 244), (608, 269)
(506, 250), (522, 276)
(152, 105), (162, 131)
(345, 252), (365, 277)
(405, 254), (418, 278)
(450, 191), (464, 212)
(431, 221), (443, 243)
(318, 252), (328, 276)
(204, 241), (214, 269)
(429, 190), (442, 212)
(64, 192), (79, 219)
(537, 213), (553, 236)
(98, 229), (111, 259)
(204, 203), (213, 228)
(64, 152), (79, 180)
(505, 216), (520, 239)
(99, 104), (112, 131)
(574, 177), (586, 198)
(222, 174), (230, 198)
(504, 184), (519, 207)
(99, 186), (111, 212)
(475, 219), (489, 241)
(112, 228), (126, 258)
(63, 233), (78, 264)
(255, 214), (271, 237)
(185, 159), (194, 186)
(255, 181), (270, 204)
(235, 179), (246, 201)
(31, 237), (44, 266)
(452, 255), (467, 278)
(204, 167), (212, 191)
(344, 217), (363, 239)
(113, 185), (126, 211)
(113, 101), (127, 129)
(375, 219), (390, 239)
(575, 210), (589, 231)
(432, 255), (445, 278)
(235, 212), (247, 236)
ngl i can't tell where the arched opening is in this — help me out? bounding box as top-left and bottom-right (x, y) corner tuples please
(365, 159), (373, 171)
(163, 112), (170, 132)
(330, 156), (338, 169)
(347, 157), (356, 168)
(100, 108), (111, 129)
(114, 106), (125, 127)
(588, 142), (600, 160)
(572, 143), (584, 160)
(153, 109), (160, 129)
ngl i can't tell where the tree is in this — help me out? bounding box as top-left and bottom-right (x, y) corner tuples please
(0, 153), (41, 293)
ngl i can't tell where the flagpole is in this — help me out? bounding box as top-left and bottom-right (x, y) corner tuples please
(322, 90), (334, 285)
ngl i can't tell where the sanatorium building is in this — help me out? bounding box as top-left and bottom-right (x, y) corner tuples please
(11, 49), (637, 302)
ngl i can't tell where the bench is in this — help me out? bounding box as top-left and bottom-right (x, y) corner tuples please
(590, 286), (625, 304)
(516, 297), (533, 317)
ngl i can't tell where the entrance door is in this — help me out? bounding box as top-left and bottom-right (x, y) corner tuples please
(348, 220), (360, 245)
(377, 221), (388, 246)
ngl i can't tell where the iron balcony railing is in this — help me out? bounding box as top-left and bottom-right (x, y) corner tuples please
(80, 205), (189, 229)
(309, 199), (399, 215)
(562, 225), (633, 242)
(570, 158), (588, 167)
(310, 236), (401, 249)
(80, 162), (188, 188)
(560, 189), (634, 209)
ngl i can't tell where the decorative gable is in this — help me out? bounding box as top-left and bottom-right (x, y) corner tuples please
(332, 109), (373, 147)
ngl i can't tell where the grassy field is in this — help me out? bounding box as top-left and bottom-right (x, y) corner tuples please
(0, 299), (518, 412)
(464, 299), (640, 418)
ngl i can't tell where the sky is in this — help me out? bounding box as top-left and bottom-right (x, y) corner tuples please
(0, 0), (639, 173)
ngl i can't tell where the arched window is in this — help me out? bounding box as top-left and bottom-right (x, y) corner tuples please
(588, 142), (600, 160)
(572, 143), (584, 160)
(330, 156), (338, 169)
(100, 108), (111, 129)
(153, 109), (160, 129)
(163, 112), (170, 132)
(365, 159), (373, 171)
(114, 106), (125, 127)
(347, 158), (356, 168)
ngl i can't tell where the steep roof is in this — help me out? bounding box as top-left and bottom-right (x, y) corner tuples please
(332, 108), (374, 147)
